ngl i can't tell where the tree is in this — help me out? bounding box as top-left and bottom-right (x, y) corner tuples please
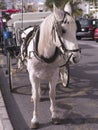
(45, 0), (67, 9)
(84, 0), (97, 17)
(0, 1), (6, 10)
(85, 0), (96, 2)
(85, 0), (97, 6)
(70, 1), (83, 17)
(45, 0), (82, 17)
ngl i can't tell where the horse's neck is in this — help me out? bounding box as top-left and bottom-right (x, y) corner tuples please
(38, 15), (56, 58)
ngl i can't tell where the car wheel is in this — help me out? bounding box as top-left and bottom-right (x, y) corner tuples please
(96, 39), (98, 42)
(76, 36), (81, 40)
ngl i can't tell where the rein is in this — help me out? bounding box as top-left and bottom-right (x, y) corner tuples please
(59, 53), (73, 68)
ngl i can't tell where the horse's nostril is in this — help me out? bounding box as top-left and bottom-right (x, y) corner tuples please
(79, 49), (81, 53)
(73, 57), (78, 63)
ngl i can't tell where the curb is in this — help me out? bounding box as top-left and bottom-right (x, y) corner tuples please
(0, 53), (13, 130)
(0, 91), (13, 130)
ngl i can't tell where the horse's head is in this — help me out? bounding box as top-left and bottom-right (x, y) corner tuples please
(53, 2), (81, 64)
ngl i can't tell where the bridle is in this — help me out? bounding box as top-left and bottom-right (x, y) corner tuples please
(52, 11), (81, 66)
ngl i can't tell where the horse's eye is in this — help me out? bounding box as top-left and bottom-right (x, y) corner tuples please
(67, 21), (69, 24)
(62, 28), (66, 34)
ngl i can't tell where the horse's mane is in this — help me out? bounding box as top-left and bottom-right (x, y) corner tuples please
(38, 14), (54, 56)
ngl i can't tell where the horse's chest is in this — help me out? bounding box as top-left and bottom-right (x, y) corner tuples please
(36, 64), (57, 78)
(27, 59), (59, 79)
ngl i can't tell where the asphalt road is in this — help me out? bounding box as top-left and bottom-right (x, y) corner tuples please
(1, 39), (98, 130)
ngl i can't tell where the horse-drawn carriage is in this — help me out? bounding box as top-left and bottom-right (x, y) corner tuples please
(4, 11), (70, 92)
(3, 2), (81, 128)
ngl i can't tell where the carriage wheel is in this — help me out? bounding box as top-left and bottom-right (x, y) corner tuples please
(59, 65), (70, 88)
(7, 51), (14, 92)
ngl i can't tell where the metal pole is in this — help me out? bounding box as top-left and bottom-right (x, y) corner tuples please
(21, 0), (23, 30)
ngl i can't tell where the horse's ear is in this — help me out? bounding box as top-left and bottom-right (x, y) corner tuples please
(53, 3), (64, 21)
(64, 2), (72, 15)
(53, 3), (60, 16)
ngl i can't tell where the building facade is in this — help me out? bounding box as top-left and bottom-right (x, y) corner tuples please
(80, 0), (98, 18)
(5, 0), (46, 12)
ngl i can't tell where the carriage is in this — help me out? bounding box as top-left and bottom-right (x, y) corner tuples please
(3, 11), (70, 92)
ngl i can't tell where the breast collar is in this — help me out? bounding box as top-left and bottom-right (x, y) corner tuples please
(33, 27), (60, 64)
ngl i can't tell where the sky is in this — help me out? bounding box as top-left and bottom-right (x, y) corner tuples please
(34, 0), (45, 2)
(4, 0), (46, 3)
(4, 0), (46, 4)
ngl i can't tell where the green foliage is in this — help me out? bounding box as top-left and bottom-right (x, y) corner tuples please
(45, 0), (68, 9)
(45, 0), (82, 17)
(85, 0), (97, 5)
(70, 1), (82, 17)
(0, 1), (6, 9)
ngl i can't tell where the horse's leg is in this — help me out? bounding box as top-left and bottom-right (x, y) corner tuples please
(31, 83), (41, 102)
(29, 73), (40, 129)
(49, 70), (60, 124)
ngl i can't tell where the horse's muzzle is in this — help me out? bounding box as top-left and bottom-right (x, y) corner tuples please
(71, 51), (81, 64)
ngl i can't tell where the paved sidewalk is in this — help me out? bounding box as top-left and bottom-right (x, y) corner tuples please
(0, 53), (13, 130)
(0, 91), (13, 130)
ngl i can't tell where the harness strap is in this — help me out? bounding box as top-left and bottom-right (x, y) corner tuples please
(59, 53), (73, 68)
(34, 28), (40, 52)
(22, 25), (39, 58)
(39, 48), (59, 63)
(33, 28), (60, 63)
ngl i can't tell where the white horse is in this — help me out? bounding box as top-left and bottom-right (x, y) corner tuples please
(19, 26), (69, 87)
(19, 2), (81, 129)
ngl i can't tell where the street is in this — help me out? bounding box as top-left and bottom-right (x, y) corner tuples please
(1, 39), (98, 130)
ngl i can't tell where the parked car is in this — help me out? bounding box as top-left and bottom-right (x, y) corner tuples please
(94, 19), (98, 42)
(76, 18), (97, 40)
(94, 28), (98, 42)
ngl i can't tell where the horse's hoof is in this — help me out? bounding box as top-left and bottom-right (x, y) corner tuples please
(52, 118), (61, 125)
(30, 122), (39, 129)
